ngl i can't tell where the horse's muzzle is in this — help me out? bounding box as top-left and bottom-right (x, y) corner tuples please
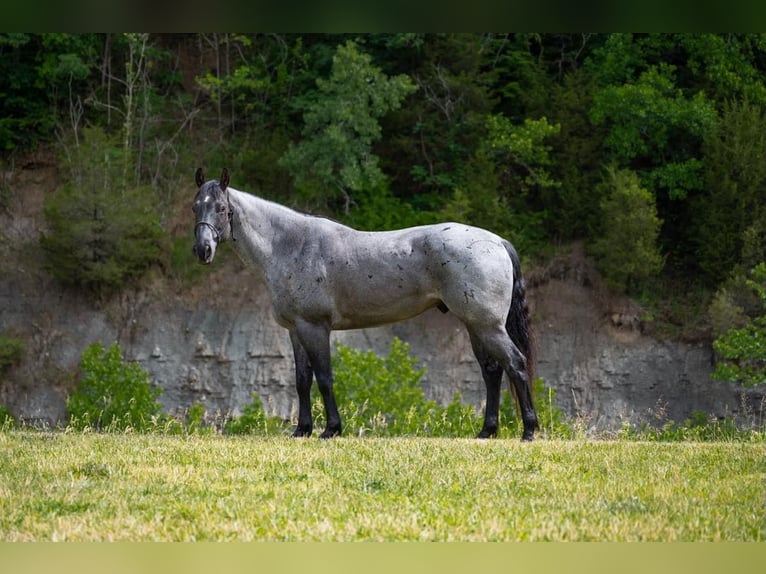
(192, 240), (215, 264)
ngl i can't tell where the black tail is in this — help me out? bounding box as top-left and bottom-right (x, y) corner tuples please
(504, 241), (535, 386)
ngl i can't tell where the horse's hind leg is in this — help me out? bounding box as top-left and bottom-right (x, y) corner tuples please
(469, 326), (538, 441)
(469, 334), (503, 438)
(292, 320), (342, 438)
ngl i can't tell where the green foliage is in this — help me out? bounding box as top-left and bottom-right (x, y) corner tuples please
(709, 288), (749, 340)
(468, 114), (560, 254)
(590, 168), (664, 293)
(224, 338), (565, 438)
(681, 34), (766, 104)
(225, 393), (288, 435)
(183, 402), (210, 435)
(694, 98), (766, 283)
(591, 63), (717, 201)
(196, 35), (310, 134)
(67, 341), (162, 431)
(546, 69), (607, 239)
(10, 32), (766, 338)
(381, 33), (495, 209)
(40, 126), (163, 292)
(0, 34), (54, 152)
(712, 263), (766, 387)
(280, 40), (416, 217)
(323, 338), (446, 436)
(0, 404), (14, 428)
(485, 114), (561, 194)
(0, 333), (23, 373)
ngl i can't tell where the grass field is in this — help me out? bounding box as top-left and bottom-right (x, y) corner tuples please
(0, 432), (763, 541)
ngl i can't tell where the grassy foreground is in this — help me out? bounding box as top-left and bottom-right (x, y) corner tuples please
(0, 432), (763, 541)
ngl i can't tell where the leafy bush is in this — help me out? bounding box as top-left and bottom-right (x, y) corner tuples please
(40, 126), (163, 292)
(225, 393), (288, 435)
(712, 263), (766, 388)
(67, 341), (162, 431)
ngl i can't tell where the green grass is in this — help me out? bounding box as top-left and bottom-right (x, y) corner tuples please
(0, 432), (763, 541)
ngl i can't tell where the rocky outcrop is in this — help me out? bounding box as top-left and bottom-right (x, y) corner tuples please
(2, 248), (760, 430)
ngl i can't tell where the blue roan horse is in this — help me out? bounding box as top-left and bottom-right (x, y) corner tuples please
(192, 168), (539, 440)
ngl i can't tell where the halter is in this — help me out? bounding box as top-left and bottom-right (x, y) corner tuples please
(194, 200), (236, 244)
(195, 220), (223, 244)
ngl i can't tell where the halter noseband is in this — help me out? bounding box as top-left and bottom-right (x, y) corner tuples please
(194, 200), (236, 244)
(195, 220), (223, 244)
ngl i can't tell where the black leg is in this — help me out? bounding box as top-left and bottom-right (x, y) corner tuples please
(290, 331), (313, 437)
(471, 335), (502, 439)
(506, 343), (539, 441)
(294, 320), (342, 438)
(469, 326), (538, 442)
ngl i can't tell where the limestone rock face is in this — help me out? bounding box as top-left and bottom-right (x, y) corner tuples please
(2, 260), (757, 430)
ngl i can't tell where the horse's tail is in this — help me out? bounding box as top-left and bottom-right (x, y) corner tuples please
(504, 241), (535, 385)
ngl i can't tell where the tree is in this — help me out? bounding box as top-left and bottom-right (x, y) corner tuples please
(590, 168), (664, 292)
(40, 126), (163, 292)
(693, 98), (766, 283)
(546, 68), (608, 240)
(280, 40), (416, 217)
(591, 63), (717, 202)
(0, 34), (57, 152)
(450, 113), (560, 253)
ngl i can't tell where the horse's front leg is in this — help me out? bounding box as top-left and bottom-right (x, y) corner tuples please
(293, 320), (342, 438)
(289, 331), (314, 437)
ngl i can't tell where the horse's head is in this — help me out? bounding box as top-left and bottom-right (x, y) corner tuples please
(192, 167), (232, 264)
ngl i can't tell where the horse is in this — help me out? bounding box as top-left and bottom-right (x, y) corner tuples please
(192, 168), (539, 441)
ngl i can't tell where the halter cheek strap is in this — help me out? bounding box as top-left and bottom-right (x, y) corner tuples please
(195, 220), (222, 244)
(194, 208), (236, 244)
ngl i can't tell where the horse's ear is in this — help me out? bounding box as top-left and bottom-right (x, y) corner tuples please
(220, 168), (229, 191)
(195, 168), (205, 188)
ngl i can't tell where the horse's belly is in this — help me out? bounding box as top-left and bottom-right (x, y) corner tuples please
(330, 287), (439, 330)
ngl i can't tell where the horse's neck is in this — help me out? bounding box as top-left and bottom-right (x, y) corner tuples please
(228, 188), (304, 275)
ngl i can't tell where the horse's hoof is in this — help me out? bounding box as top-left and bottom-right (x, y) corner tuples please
(521, 432), (535, 442)
(319, 427), (341, 439)
(292, 426), (312, 438)
(476, 429), (497, 439)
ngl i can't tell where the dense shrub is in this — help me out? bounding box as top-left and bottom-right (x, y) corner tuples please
(67, 341), (162, 431)
(40, 127), (163, 292)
